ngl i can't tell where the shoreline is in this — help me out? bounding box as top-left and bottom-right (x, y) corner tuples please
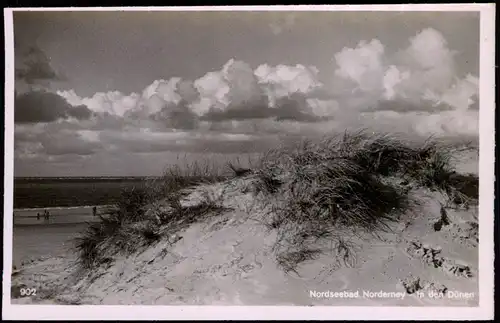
(14, 221), (99, 228)
(13, 204), (115, 212)
(13, 206), (112, 226)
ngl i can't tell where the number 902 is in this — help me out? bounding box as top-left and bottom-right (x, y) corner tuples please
(20, 288), (37, 296)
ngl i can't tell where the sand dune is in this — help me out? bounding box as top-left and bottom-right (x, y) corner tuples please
(11, 175), (478, 306)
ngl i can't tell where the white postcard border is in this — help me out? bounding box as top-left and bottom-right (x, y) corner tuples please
(3, 4), (495, 320)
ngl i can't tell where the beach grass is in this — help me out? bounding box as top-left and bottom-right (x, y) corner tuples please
(73, 157), (228, 270)
(73, 130), (478, 273)
(253, 130), (478, 272)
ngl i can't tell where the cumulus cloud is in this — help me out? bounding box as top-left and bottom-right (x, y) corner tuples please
(367, 28), (456, 104)
(334, 39), (386, 94)
(382, 65), (410, 100)
(332, 28), (477, 115)
(177, 80), (200, 103)
(16, 26), (479, 167)
(223, 60), (268, 110)
(193, 60), (334, 123)
(192, 71), (230, 116)
(439, 74), (479, 111)
(15, 90), (93, 124)
(403, 27), (456, 89)
(325, 27), (479, 143)
(255, 63), (323, 105)
(140, 78), (201, 130)
(142, 78), (181, 102)
(57, 59), (333, 132)
(58, 90), (140, 117)
(192, 59), (269, 121)
(149, 101), (199, 130)
(413, 110), (479, 138)
(59, 78), (203, 131)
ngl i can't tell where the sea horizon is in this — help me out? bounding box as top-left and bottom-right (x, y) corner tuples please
(14, 176), (157, 180)
(13, 204), (116, 212)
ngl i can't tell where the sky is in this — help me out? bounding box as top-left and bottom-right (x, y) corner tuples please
(12, 10), (480, 177)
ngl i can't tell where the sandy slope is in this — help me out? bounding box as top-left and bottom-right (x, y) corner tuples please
(11, 173), (479, 306)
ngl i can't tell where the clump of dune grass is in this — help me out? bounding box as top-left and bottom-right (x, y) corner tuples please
(343, 131), (478, 203)
(276, 248), (323, 274)
(226, 161), (253, 178)
(74, 158), (228, 271)
(266, 158), (411, 274)
(252, 129), (478, 273)
(73, 188), (162, 270)
(145, 156), (227, 201)
(160, 199), (231, 236)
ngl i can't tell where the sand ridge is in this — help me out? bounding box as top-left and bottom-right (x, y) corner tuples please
(11, 176), (479, 306)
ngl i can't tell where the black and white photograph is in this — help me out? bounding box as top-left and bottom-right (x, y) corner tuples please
(3, 5), (495, 320)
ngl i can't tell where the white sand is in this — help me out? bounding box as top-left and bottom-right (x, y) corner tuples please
(10, 174), (479, 306)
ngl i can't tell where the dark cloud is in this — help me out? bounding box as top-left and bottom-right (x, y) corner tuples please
(15, 122), (103, 157)
(99, 130), (188, 154)
(99, 129), (277, 154)
(149, 100), (199, 130)
(66, 105), (93, 120)
(39, 132), (103, 156)
(15, 44), (66, 84)
(200, 93), (322, 122)
(369, 99), (457, 113)
(126, 137), (275, 154)
(86, 112), (128, 131)
(15, 91), (93, 124)
(200, 102), (271, 121)
(177, 80), (200, 103)
(189, 137), (276, 154)
(273, 94), (325, 122)
(307, 87), (337, 101)
(14, 130), (38, 146)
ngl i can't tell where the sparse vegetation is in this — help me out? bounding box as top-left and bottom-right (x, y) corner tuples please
(226, 161), (252, 177)
(145, 156), (227, 201)
(252, 130), (478, 273)
(74, 130), (478, 276)
(73, 157), (228, 271)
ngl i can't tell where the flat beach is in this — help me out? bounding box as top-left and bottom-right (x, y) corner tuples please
(12, 206), (109, 268)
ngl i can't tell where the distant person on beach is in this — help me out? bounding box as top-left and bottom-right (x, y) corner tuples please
(36, 213), (40, 220)
(92, 206), (97, 217)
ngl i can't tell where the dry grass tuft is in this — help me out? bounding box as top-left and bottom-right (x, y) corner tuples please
(252, 130), (478, 273)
